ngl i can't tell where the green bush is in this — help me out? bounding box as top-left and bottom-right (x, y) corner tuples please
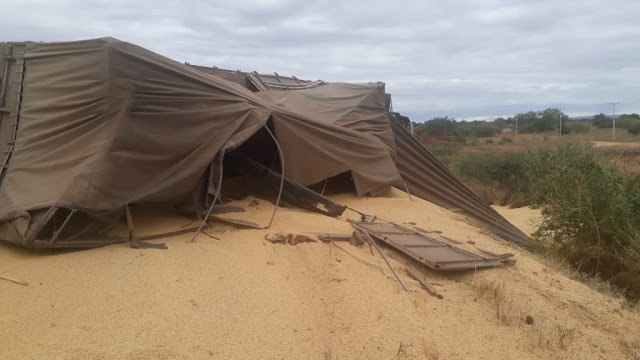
(627, 123), (640, 136)
(416, 117), (506, 139)
(593, 113), (613, 128)
(417, 117), (456, 138)
(528, 144), (640, 299)
(567, 121), (591, 134)
(423, 143), (463, 166)
(514, 108), (567, 133)
(485, 139), (494, 144)
(498, 137), (513, 145)
(451, 143), (640, 299)
(469, 123), (502, 137)
(616, 117), (640, 129)
(453, 152), (533, 206)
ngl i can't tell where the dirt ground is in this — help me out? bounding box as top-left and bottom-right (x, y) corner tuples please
(1, 190), (639, 359)
(491, 206), (542, 237)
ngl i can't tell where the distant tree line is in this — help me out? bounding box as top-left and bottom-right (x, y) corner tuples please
(415, 109), (640, 139)
(593, 113), (640, 135)
(413, 116), (502, 139)
(415, 108), (573, 139)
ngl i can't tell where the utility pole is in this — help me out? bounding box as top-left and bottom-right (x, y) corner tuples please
(559, 114), (562, 136)
(609, 102), (620, 140)
(558, 108), (564, 136)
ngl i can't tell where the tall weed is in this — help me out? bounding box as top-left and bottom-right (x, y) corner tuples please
(452, 143), (640, 299)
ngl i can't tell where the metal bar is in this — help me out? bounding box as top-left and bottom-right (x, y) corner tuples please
(0, 57), (25, 180)
(0, 49), (10, 105)
(263, 125), (284, 229)
(320, 178), (328, 196)
(353, 224), (408, 292)
(48, 209), (77, 245)
(190, 152), (225, 243)
(26, 206), (59, 242)
(260, 80), (324, 90)
(229, 154), (346, 217)
(139, 226), (203, 241)
(124, 204), (139, 248)
(400, 177), (413, 201)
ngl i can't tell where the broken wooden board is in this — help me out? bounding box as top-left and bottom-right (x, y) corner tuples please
(352, 222), (513, 271)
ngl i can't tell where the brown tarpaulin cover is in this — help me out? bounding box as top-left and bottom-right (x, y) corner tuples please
(0, 37), (527, 247)
(0, 38), (406, 246)
(255, 83), (402, 195)
(253, 83), (528, 245)
(388, 116), (529, 245)
(0, 39), (272, 245)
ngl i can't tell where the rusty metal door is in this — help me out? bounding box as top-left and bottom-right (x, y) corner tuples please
(353, 222), (508, 270)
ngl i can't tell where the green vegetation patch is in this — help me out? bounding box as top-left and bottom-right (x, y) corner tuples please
(450, 143), (640, 300)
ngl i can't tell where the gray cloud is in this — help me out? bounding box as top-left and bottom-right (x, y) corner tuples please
(1, 0), (638, 120)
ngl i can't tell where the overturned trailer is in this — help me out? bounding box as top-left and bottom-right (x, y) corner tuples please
(0, 38), (528, 249)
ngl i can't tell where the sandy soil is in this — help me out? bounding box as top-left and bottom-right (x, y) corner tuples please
(1, 190), (639, 360)
(491, 206), (543, 237)
(594, 141), (640, 149)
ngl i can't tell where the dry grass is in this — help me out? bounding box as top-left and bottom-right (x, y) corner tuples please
(530, 322), (575, 351)
(421, 340), (441, 360)
(473, 278), (522, 325)
(465, 181), (530, 207)
(620, 337), (640, 360)
(530, 245), (640, 313)
(321, 348), (333, 360)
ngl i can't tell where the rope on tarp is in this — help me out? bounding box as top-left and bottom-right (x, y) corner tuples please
(263, 124), (285, 229)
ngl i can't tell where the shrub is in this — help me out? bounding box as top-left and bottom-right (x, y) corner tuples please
(498, 137), (513, 145)
(528, 144), (640, 299)
(567, 122), (591, 134)
(418, 117), (456, 138)
(593, 113), (613, 128)
(453, 152), (533, 206)
(628, 123), (640, 136)
(616, 117), (640, 129)
(423, 143), (463, 166)
(470, 123), (502, 137)
(451, 143), (640, 299)
(485, 139), (494, 144)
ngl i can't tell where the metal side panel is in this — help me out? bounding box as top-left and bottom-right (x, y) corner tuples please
(354, 222), (506, 270)
(0, 43), (28, 184)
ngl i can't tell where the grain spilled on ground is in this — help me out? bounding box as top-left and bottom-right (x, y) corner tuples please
(1, 189), (639, 359)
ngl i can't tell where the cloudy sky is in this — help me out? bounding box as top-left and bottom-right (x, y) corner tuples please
(2, 0), (638, 121)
